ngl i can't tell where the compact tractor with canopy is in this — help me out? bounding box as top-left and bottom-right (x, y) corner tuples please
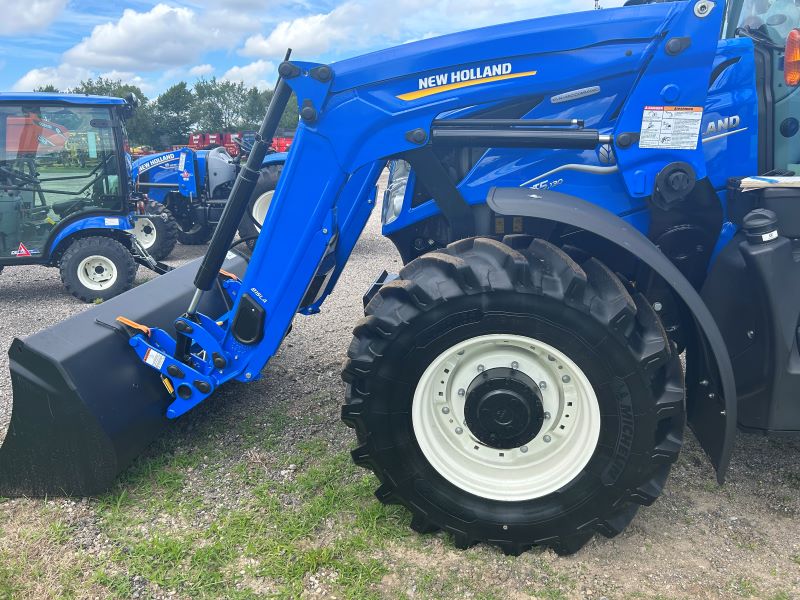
(0, 93), (175, 302)
(3, 0), (800, 555)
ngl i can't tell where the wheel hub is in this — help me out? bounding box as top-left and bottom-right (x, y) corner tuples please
(464, 367), (544, 449)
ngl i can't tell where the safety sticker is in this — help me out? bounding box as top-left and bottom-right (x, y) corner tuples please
(11, 243), (31, 257)
(144, 348), (166, 370)
(105, 217), (120, 226)
(640, 106), (703, 150)
(178, 152), (186, 172)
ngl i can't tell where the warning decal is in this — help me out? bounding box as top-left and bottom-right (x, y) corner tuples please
(640, 106), (703, 150)
(144, 348), (166, 370)
(12, 243), (31, 257)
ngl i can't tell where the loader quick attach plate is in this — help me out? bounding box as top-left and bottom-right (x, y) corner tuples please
(0, 253), (248, 497)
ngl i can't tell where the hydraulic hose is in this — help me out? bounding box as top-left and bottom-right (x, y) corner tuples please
(191, 61), (293, 297)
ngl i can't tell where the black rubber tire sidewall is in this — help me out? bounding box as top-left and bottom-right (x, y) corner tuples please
(237, 164), (282, 249)
(136, 201), (178, 261)
(59, 236), (137, 303)
(361, 290), (667, 539)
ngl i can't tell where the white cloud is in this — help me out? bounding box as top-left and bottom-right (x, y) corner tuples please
(64, 4), (232, 72)
(189, 64), (215, 76)
(221, 60), (276, 89)
(242, 0), (628, 60)
(1, 0), (67, 36)
(11, 64), (92, 92)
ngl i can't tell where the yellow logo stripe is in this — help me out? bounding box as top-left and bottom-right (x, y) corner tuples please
(397, 70), (538, 102)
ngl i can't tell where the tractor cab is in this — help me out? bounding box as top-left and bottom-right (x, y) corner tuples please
(725, 0), (800, 174)
(0, 94), (130, 263)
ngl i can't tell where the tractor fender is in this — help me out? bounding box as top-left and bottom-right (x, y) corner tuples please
(48, 214), (134, 258)
(260, 152), (287, 169)
(487, 186), (736, 482)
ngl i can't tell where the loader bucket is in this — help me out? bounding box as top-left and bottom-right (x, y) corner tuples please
(0, 252), (247, 497)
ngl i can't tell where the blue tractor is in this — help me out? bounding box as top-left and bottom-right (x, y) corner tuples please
(0, 93), (175, 302)
(5, 0), (800, 556)
(131, 144), (287, 245)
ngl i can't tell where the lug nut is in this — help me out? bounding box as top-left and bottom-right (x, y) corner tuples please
(543, 435), (552, 443)
(477, 364), (485, 372)
(520, 445), (528, 453)
(442, 406), (450, 414)
(458, 388), (465, 396)
(544, 412), (551, 420)
(562, 375), (571, 383)
(455, 427), (463, 435)
(539, 381), (547, 390)
(511, 361), (519, 370)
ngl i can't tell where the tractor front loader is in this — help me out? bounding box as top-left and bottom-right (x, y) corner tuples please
(4, 0), (800, 555)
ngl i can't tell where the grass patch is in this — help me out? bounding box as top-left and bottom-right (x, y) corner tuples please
(95, 439), (411, 599)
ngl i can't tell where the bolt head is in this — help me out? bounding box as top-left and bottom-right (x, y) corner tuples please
(539, 381), (547, 390)
(562, 375), (571, 383)
(455, 427), (463, 435)
(458, 388), (465, 397)
(511, 361), (519, 370)
(245, 372), (252, 379)
(322, 228), (329, 234)
(544, 412), (551, 420)
(653, 302), (663, 312)
(477, 364), (485, 372)
(502, 525), (508, 531)
(442, 406), (450, 414)
(543, 435), (552, 443)
(520, 445), (528, 453)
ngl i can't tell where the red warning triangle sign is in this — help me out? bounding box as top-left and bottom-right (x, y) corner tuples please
(15, 243), (31, 257)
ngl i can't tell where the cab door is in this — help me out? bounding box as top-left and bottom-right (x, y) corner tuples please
(726, 0), (800, 172)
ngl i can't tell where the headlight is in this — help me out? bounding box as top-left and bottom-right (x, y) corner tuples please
(382, 160), (411, 225)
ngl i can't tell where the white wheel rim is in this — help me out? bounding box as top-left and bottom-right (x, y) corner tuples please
(130, 218), (157, 249)
(412, 334), (601, 502)
(77, 255), (118, 291)
(251, 190), (273, 232)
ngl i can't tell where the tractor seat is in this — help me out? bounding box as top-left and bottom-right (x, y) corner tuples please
(52, 198), (85, 217)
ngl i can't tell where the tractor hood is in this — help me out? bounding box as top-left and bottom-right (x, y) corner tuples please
(330, 3), (680, 93)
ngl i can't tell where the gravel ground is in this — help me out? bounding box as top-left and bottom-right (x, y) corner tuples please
(0, 176), (799, 598)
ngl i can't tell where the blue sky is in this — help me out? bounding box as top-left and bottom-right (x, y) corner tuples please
(1, 0), (625, 98)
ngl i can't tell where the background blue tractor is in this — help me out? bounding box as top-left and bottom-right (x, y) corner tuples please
(5, 0), (800, 557)
(0, 93), (175, 302)
(131, 143), (287, 245)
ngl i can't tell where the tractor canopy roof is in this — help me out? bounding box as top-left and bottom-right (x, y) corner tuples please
(0, 92), (126, 106)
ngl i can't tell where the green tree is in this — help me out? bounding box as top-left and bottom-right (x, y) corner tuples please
(191, 77), (246, 132)
(34, 84), (59, 92)
(152, 82), (194, 147)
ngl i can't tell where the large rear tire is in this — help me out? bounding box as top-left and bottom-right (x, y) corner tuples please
(130, 201), (178, 261)
(237, 164), (282, 249)
(59, 236), (137, 303)
(342, 236), (685, 555)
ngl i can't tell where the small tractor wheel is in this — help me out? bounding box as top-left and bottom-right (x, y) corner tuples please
(342, 236), (685, 556)
(237, 164), (283, 249)
(130, 201), (178, 261)
(59, 236), (137, 303)
(176, 221), (213, 245)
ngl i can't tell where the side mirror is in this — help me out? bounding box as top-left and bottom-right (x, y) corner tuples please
(785, 29), (800, 86)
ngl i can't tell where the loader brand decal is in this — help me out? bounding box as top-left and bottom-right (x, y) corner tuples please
(138, 153), (177, 173)
(11, 242), (38, 257)
(250, 287), (268, 303)
(639, 106), (704, 150)
(397, 63), (537, 101)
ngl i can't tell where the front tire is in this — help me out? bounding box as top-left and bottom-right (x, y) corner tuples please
(59, 236), (137, 303)
(237, 164), (282, 249)
(130, 201), (178, 261)
(342, 237), (685, 555)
